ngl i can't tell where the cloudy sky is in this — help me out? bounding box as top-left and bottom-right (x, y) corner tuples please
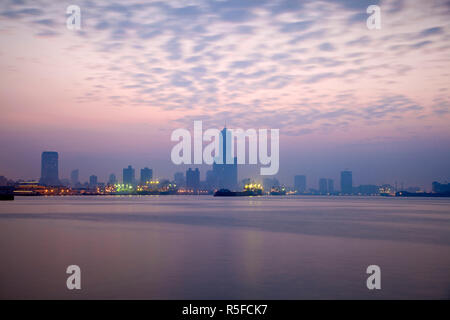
(0, 0), (449, 189)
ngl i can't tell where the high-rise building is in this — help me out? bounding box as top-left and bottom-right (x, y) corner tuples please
(211, 127), (238, 190)
(89, 175), (98, 187)
(186, 168), (200, 191)
(40, 151), (59, 186)
(108, 173), (117, 185)
(123, 165), (135, 185)
(140, 167), (153, 184)
(70, 169), (79, 186)
(340, 171), (353, 194)
(327, 179), (334, 194)
(319, 178), (328, 194)
(294, 175), (306, 193)
(174, 172), (185, 187)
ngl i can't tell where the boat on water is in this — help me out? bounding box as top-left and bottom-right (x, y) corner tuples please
(214, 188), (263, 197)
(270, 186), (287, 195)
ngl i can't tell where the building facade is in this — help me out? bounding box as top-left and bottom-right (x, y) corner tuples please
(294, 175), (306, 193)
(140, 167), (153, 184)
(40, 151), (59, 186)
(340, 171), (353, 194)
(123, 165), (135, 185)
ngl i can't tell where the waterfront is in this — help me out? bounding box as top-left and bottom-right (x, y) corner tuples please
(0, 196), (449, 299)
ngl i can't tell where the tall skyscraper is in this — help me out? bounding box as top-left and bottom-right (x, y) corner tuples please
(186, 168), (200, 191)
(89, 175), (98, 187)
(319, 178), (328, 194)
(123, 165), (135, 185)
(140, 167), (153, 184)
(340, 171), (353, 194)
(294, 175), (306, 193)
(108, 173), (117, 185)
(40, 151), (59, 186)
(327, 179), (334, 194)
(211, 127), (238, 190)
(70, 169), (79, 186)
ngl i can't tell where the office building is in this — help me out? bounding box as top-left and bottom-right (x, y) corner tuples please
(319, 178), (328, 194)
(123, 165), (135, 185)
(174, 172), (185, 187)
(40, 151), (59, 186)
(186, 168), (200, 191)
(340, 171), (353, 194)
(140, 167), (153, 184)
(327, 179), (334, 194)
(89, 175), (98, 187)
(294, 175), (306, 193)
(70, 169), (79, 186)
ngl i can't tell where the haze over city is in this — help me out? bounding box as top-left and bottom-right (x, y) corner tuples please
(1, 0), (450, 189)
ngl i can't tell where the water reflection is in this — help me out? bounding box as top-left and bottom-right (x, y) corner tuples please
(0, 196), (449, 299)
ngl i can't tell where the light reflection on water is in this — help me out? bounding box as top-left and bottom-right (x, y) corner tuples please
(0, 195), (449, 299)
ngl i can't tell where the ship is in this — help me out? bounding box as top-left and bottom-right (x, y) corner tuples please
(214, 183), (264, 197)
(214, 189), (263, 197)
(270, 186), (286, 195)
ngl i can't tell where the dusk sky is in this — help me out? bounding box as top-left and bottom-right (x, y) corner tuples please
(1, 0), (449, 189)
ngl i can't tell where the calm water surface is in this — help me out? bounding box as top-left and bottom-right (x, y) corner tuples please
(0, 195), (449, 299)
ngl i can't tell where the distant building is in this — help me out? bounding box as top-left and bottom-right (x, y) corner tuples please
(340, 171), (353, 194)
(89, 175), (98, 187)
(327, 179), (334, 194)
(210, 127), (238, 190)
(186, 168), (200, 191)
(319, 178), (328, 194)
(294, 175), (306, 193)
(123, 165), (135, 185)
(40, 151), (59, 186)
(174, 172), (185, 187)
(108, 173), (117, 185)
(70, 169), (79, 186)
(140, 167), (153, 184)
(432, 181), (450, 193)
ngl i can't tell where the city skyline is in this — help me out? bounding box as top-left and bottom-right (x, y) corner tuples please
(0, 0), (449, 189)
(2, 149), (446, 193)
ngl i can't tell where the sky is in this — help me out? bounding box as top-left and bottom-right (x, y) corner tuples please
(0, 0), (449, 190)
